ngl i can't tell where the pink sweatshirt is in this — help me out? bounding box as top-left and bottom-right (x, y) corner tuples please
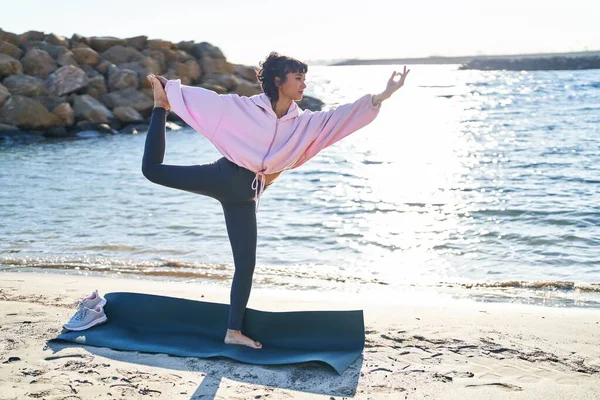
(165, 79), (381, 210)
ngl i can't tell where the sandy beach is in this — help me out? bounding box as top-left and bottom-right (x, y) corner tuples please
(0, 271), (599, 400)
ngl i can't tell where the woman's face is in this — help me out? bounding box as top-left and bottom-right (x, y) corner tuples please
(277, 72), (306, 101)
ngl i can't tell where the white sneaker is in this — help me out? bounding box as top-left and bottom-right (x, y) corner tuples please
(77, 289), (107, 310)
(63, 304), (107, 331)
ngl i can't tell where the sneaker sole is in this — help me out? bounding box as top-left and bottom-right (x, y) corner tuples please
(63, 315), (108, 331)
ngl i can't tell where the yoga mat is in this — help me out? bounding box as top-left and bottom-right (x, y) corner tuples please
(52, 292), (364, 374)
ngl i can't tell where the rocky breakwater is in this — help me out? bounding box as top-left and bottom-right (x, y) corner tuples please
(459, 54), (600, 71)
(0, 29), (324, 138)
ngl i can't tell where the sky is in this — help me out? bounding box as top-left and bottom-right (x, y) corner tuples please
(3, 0), (600, 66)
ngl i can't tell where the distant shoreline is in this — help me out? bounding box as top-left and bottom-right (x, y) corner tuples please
(329, 50), (600, 71)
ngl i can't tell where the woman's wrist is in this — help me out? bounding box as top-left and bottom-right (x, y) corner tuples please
(372, 92), (391, 107)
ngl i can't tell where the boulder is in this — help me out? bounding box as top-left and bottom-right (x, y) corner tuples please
(45, 33), (69, 48)
(174, 49), (195, 63)
(234, 64), (257, 82)
(141, 49), (167, 72)
(190, 42), (225, 59)
(89, 36), (126, 53)
(52, 102), (74, 126)
(234, 79), (262, 97)
(0, 123), (19, 132)
(74, 121), (118, 134)
(3, 74), (48, 97)
(21, 41), (69, 59)
(298, 95), (324, 111)
(72, 47), (101, 66)
(18, 31), (45, 45)
(56, 51), (79, 67)
(71, 33), (90, 47)
(201, 72), (239, 90)
(0, 29), (20, 46)
(0, 84), (10, 108)
(119, 57), (162, 88)
(121, 123), (148, 134)
(146, 39), (173, 51)
(0, 54), (23, 77)
(21, 48), (58, 78)
(47, 65), (89, 96)
(33, 95), (67, 111)
(125, 36), (147, 51)
(113, 106), (144, 123)
(0, 95), (64, 129)
(101, 45), (145, 65)
(73, 94), (115, 124)
(0, 40), (23, 59)
(101, 87), (153, 115)
(107, 66), (139, 91)
(95, 60), (114, 75)
(85, 75), (107, 99)
(199, 55), (236, 74)
(174, 59), (201, 82)
(176, 41), (194, 53)
(44, 126), (72, 137)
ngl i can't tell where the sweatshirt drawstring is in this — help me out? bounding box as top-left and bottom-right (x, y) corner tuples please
(251, 171), (266, 213)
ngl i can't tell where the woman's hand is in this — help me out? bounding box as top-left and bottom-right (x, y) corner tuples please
(384, 66), (410, 97)
(372, 66), (410, 106)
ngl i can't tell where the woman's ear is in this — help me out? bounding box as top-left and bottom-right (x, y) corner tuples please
(274, 77), (281, 87)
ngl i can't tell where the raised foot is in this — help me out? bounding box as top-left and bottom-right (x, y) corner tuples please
(147, 74), (171, 111)
(224, 329), (262, 349)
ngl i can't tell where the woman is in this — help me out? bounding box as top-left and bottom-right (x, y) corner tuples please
(142, 52), (409, 349)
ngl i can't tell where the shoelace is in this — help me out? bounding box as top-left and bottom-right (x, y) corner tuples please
(251, 171), (267, 213)
(72, 307), (89, 322)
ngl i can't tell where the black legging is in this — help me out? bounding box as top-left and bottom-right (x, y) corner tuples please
(142, 107), (265, 330)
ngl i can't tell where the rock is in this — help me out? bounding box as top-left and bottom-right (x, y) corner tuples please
(176, 41), (194, 53)
(101, 87), (153, 115)
(199, 56), (235, 74)
(174, 59), (201, 82)
(298, 95), (324, 111)
(2, 74), (48, 97)
(0, 40), (23, 59)
(72, 47), (101, 66)
(142, 49), (167, 72)
(201, 72), (239, 90)
(234, 79), (262, 97)
(0, 29), (20, 46)
(32, 95), (66, 111)
(85, 75), (107, 99)
(0, 95), (64, 129)
(44, 126), (71, 137)
(125, 36), (147, 51)
(45, 33), (69, 48)
(47, 65), (89, 96)
(234, 64), (258, 83)
(146, 39), (174, 51)
(18, 31), (45, 45)
(119, 57), (162, 89)
(21, 48), (58, 78)
(95, 60), (114, 75)
(174, 50), (195, 63)
(101, 45), (145, 65)
(0, 84), (10, 108)
(71, 33), (90, 47)
(21, 41), (69, 59)
(107, 66), (139, 91)
(161, 48), (179, 64)
(89, 37), (126, 53)
(52, 102), (74, 126)
(121, 123), (148, 134)
(56, 51), (79, 67)
(73, 94), (115, 124)
(0, 54), (23, 77)
(113, 106), (144, 123)
(190, 42), (225, 59)
(74, 121), (118, 134)
(198, 83), (227, 94)
(0, 123), (19, 132)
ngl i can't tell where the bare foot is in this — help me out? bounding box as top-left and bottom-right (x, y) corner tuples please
(224, 329), (262, 349)
(147, 74), (171, 110)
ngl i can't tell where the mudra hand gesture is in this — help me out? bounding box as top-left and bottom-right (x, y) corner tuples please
(373, 66), (410, 106)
